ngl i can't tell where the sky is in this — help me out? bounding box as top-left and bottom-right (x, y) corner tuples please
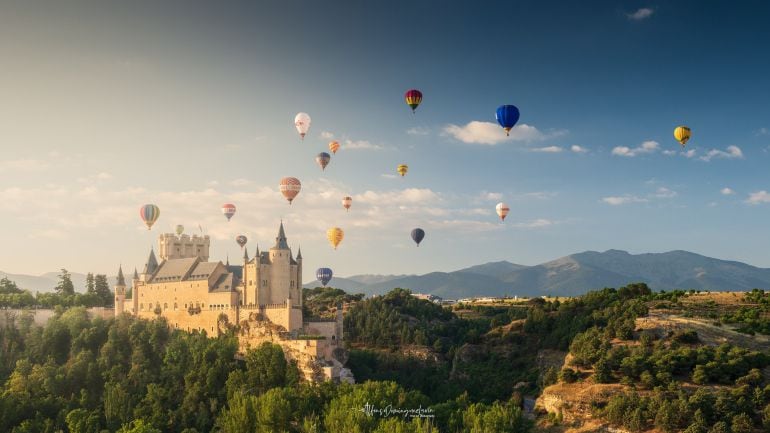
(3, 0), (770, 282)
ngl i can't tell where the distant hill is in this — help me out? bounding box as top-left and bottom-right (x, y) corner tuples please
(305, 250), (770, 298)
(0, 271), (115, 293)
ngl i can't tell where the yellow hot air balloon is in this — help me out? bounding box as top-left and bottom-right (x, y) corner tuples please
(326, 227), (344, 250)
(329, 141), (340, 154)
(673, 126), (691, 147)
(397, 164), (408, 177)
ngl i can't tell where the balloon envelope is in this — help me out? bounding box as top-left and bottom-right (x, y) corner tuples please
(411, 228), (425, 246)
(404, 89), (423, 112)
(495, 105), (520, 136)
(294, 112), (311, 139)
(397, 164), (408, 177)
(316, 268), (333, 286)
(342, 196), (352, 211)
(673, 126), (691, 147)
(279, 177), (302, 204)
(175, 224), (184, 236)
(140, 204), (160, 230)
(235, 235), (247, 249)
(222, 203), (236, 221)
(327, 227), (344, 249)
(316, 152), (331, 171)
(496, 202), (510, 221)
(329, 141), (340, 154)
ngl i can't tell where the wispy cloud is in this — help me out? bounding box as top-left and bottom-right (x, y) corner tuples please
(532, 146), (563, 153)
(612, 140), (659, 157)
(627, 7), (654, 21)
(511, 218), (555, 229)
(755, 127), (769, 136)
(747, 191), (770, 205)
(406, 126), (430, 136)
(652, 187), (677, 199)
(320, 131), (335, 139)
(602, 195), (648, 206)
(700, 145), (743, 162)
(442, 121), (565, 145)
(721, 187), (735, 195)
(342, 139), (384, 150)
(0, 158), (51, 172)
(571, 145), (588, 153)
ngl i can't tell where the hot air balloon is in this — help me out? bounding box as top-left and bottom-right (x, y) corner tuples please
(279, 177), (302, 204)
(139, 204), (160, 230)
(496, 202), (510, 222)
(235, 235), (247, 249)
(342, 196), (352, 212)
(674, 126), (691, 147)
(316, 268), (333, 286)
(175, 224), (184, 236)
(329, 141), (340, 154)
(404, 89), (423, 113)
(397, 164), (408, 177)
(327, 227), (344, 250)
(495, 105), (520, 136)
(294, 112), (311, 140)
(316, 152), (331, 171)
(411, 228), (425, 247)
(222, 203), (236, 221)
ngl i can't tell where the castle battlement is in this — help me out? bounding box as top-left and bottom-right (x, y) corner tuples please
(158, 233), (210, 261)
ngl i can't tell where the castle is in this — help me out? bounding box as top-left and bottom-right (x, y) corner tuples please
(115, 222), (352, 383)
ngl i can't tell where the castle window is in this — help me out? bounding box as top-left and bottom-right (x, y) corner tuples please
(174, 303), (177, 310)
(163, 303), (168, 310)
(184, 303), (187, 308)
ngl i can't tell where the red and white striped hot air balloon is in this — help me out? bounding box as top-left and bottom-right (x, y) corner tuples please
(496, 202), (510, 222)
(222, 203), (236, 221)
(342, 196), (352, 212)
(279, 177), (301, 204)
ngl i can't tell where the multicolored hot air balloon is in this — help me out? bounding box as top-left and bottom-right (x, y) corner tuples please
(222, 203), (236, 221)
(294, 112), (311, 140)
(495, 105), (520, 136)
(316, 268), (333, 286)
(404, 89), (423, 113)
(316, 152), (331, 171)
(279, 177), (302, 204)
(674, 126), (691, 147)
(342, 196), (352, 212)
(139, 204), (160, 230)
(175, 224), (184, 236)
(496, 202), (510, 222)
(411, 228), (425, 247)
(397, 164), (408, 177)
(329, 141), (340, 154)
(235, 235), (247, 249)
(327, 227), (344, 250)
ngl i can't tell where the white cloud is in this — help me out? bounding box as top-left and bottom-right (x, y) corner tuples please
(627, 7), (654, 20)
(571, 145), (588, 153)
(721, 187), (735, 195)
(442, 121), (564, 145)
(342, 139), (384, 151)
(0, 158), (50, 171)
(356, 188), (440, 205)
(755, 127), (769, 136)
(406, 127), (430, 136)
(611, 140), (659, 157)
(481, 192), (503, 201)
(511, 218), (555, 229)
(229, 178), (254, 187)
(652, 187), (677, 199)
(602, 195), (648, 205)
(683, 149), (697, 158)
(662, 150), (677, 156)
(320, 131), (335, 139)
(700, 145), (743, 162)
(747, 191), (770, 205)
(521, 191), (557, 200)
(532, 146), (563, 153)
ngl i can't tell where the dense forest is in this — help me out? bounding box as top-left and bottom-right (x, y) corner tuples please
(1, 282), (770, 432)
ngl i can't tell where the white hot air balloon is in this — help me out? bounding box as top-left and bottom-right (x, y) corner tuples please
(496, 202), (510, 222)
(294, 112), (311, 140)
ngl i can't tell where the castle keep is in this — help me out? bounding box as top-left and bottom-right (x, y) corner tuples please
(115, 222), (352, 383)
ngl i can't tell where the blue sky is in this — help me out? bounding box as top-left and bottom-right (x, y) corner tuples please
(2, 0), (770, 280)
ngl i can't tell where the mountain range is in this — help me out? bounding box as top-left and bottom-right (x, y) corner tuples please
(304, 250), (770, 298)
(0, 271), (104, 294)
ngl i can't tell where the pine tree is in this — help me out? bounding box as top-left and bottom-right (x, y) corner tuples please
(94, 274), (111, 306)
(55, 268), (75, 295)
(85, 273), (95, 294)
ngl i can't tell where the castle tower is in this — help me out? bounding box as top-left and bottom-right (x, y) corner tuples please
(158, 233), (210, 261)
(295, 246), (303, 307)
(141, 249), (159, 282)
(268, 222), (292, 305)
(114, 265), (126, 316)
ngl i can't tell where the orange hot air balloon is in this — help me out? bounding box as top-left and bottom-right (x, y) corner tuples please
(342, 196), (352, 212)
(495, 202), (510, 221)
(279, 177), (301, 204)
(327, 227), (344, 249)
(329, 141), (340, 154)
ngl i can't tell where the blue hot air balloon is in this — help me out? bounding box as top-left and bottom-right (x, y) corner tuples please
(411, 228), (425, 247)
(495, 105), (520, 136)
(316, 268), (333, 286)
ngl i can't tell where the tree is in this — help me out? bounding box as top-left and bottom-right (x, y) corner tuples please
(117, 419), (162, 433)
(655, 400), (678, 433)
(55, 269), (75, 295)
(707, 421), (729, 433)
(94, 274), (111, 305)
(0, 277), (21, 294)
(85, 273), (95, 294)
(593, 357), (612, 384)
(729, 413), (753, 433)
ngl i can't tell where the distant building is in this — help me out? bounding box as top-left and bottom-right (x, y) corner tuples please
(411, 293), (443, 303)
(115, 222), (352, 383)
